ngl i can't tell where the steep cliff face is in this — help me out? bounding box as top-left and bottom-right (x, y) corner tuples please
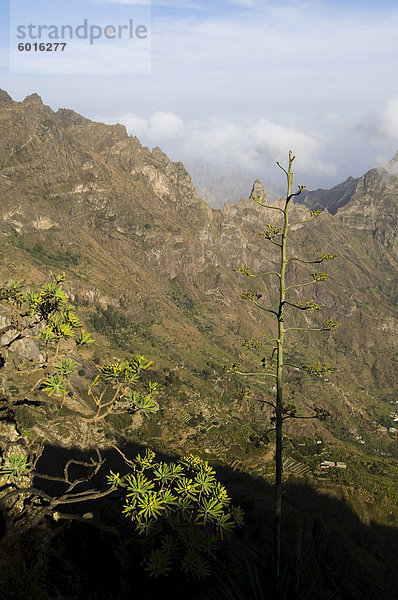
(337, 158), (398, 259)
(296, 155), (398, 260)
(296, 176), (359, 215)
(0, 92), (211, 234)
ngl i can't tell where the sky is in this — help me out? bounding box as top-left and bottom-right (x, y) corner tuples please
(1, 0), (398, 194)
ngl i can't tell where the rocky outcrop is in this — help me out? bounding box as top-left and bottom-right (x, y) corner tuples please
(249, 178), (266, 201)
(0, 307), (44, 368)
(297, 177), (359, 215)
(295, 155), (398, 259)
(337, 163), (398, 259)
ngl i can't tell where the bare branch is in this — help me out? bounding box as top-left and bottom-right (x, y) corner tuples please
(252, 301), (278, 316)
(52, 512), (120, 536)
(266, 238), (282, 248)
(285, 280), (317, 291)
(32, 472), (71, 484)
(282, 413), (321, 422)
(252, 195), (285, 213)
(110, 445), (135, 467)
(288, 253), (337, 265)
(1, 486), (53, 504)
(263, 427), (277, 436)
(287, 185), (306, 202)
(276, 161), (288, 176)
(253, 271), (281, 278)
(240, 292), (278, 316)
(54, 488), (115, 505)
(284, 300), (320, 311)
(290, 216), (318, 226)
(288, 257), (321, 265)
(262, 271), (281, 278)
(259, 399), (277, 409)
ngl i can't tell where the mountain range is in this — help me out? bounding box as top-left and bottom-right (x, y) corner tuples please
(0, 89), (398, 598)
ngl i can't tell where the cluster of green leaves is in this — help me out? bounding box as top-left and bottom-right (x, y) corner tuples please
(259, 224), (282, 240)
(98, 356), (152, 384)
(42, 358), (78, 398)
(223, 362), (241, 375)
(294, 299), (321, 311)
(318, 253), (337, 262)
(312, 407), (331, 421)
(0, 452), (30, 482)
(126, 380), (159, 418)
(324, 319), (341, 331)
(1, 275), (160, 423)
(1, 275), (96, 407)
(0, 273), (94, 351)
(302, 361), (336, 377)
(235, 387), (251, 403)
(310, 272), (329, 282)
(241, 292), (262, 302)
(232, 266), (253, 277)
(261, 351), (277, 370)
(108, 451), (244, 579)
(0, 279), (25, 305)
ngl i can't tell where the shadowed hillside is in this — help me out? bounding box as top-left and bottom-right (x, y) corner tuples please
(1, 442), (398, 599)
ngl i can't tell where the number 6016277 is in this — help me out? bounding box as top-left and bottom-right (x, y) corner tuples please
(18, 42), (67, 51)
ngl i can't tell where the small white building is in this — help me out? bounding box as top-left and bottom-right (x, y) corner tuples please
(320, 460), (347, 469)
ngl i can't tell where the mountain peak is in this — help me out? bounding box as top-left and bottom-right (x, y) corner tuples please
(249, 178), (266, 201)
(55, 108), (90, 127)
(0, 89), (14, 106)
(22, 93), (44, 105)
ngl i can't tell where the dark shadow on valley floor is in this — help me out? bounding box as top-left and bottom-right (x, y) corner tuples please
(1, 441), (397, 600)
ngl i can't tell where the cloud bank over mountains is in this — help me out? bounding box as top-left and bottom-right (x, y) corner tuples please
(2, 0), (398, 189)
(95, 110), (336, 179)
(95, 94), (398, 182)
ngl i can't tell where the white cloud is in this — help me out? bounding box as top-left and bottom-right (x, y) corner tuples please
(358, 95), (398, 143)
(191, 117), (335, 176)
(148, 111), (185, 138)
(96, 110), (335, 176)
(94, 110), (184, 140)
(110, 112), (149, 136)
(185, 118), (250, 163)
(253, 119), (334, 175)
